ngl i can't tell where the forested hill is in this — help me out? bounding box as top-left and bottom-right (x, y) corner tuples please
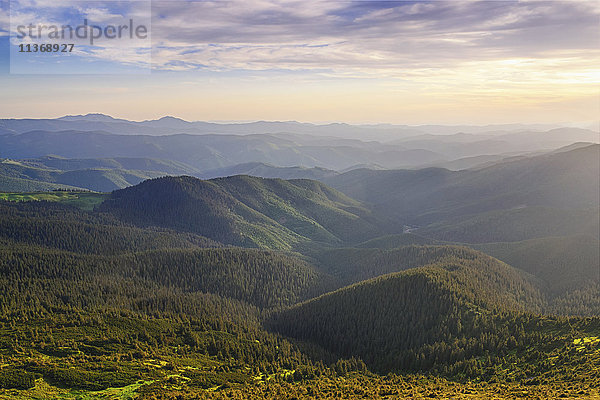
(99, 175), (379, 249)
(0, 176), (599, 397)
(0, 201), (220, 254)
(473, 236), (600, 295)
(269, 247), (597, 375)
(0, 158), (177, 192)
(324, 144), (599, 229)
(313, 245), (539, 293)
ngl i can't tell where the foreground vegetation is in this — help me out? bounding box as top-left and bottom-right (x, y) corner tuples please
(0, 191), (107, 211)
(0, 310), (598, 399)
(0, 166), (598, 398)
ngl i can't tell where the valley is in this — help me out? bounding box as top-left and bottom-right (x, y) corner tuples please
(2, 0), (599, 396)
(0, 117), (598, 399)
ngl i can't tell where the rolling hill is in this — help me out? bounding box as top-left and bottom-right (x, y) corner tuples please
(0, 174), (82, 192)
(0, 201), (219, 254)
(199, 162), (338, 180)
(0, 159), (173, 192)
(325, 144), (599, 218)
(355, 233), (441, 249)
(18, 155), (199, 175)
(2, 120), (596, 173)
(0, 167), (598, 398)
(480, 236), (600, 317)
(0, 119), (598, 398)
(99, 175), (380, 249)
(325, 144), (600, 241)
(269, 246), (596, 375)
(419, 205), (599, 243)
(0, 129), (446, 171)
(472, 235), (599, 297)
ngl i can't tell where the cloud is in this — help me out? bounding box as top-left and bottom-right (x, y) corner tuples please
(146, 0), (599, 77)
(6, 0), (152, 71)
(2, 0), (598, 84)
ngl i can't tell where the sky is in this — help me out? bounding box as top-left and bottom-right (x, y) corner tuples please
(0, 0), (598, 125)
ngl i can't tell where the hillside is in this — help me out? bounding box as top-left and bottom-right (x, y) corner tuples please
(0, 129), (445, 171)
(355, 233), (441, 249)
(325, 145), (600, 240)
(326, 144), (598, 219)
(0, 201), (218, 254)
(0, 245), (330, 311)
(270, 249), (596, 376)
(99, 175), (379, 249)
(0, 159), (172, 192)
(19, 156), (199, 175)
(0, 175), (82, 192)
(312, 245), (544, 309)
(0, 174), (598, 398)
(474, 236), (599, 294)
(200, 162), (337, 180)
(419, 205), (599, 243)
(325, 231), (600, 315)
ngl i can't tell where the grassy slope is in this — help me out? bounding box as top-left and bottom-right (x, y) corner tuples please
(55, 169), (165, 192)
(0, 160), (169, 192)
(4, 311), (597, 400)
(215, 176), (377, 243)
(0, 175), (83, 192)
(0, 192), (108, 211)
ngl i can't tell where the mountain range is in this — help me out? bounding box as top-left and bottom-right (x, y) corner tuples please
(0, 115), (597, 193)
(0, 116), (598, 398)
(2, 113), (584, 139)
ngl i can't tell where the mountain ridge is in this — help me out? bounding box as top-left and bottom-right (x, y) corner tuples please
(98, 175), (380, 249)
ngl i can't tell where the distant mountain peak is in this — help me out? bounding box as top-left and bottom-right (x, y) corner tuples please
(158, 116), (189, 122)
(140, 116), (192, 127)
(58, 113), (119, 122)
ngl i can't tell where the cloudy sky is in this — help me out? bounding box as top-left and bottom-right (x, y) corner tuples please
(0, 0), (598, 124)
